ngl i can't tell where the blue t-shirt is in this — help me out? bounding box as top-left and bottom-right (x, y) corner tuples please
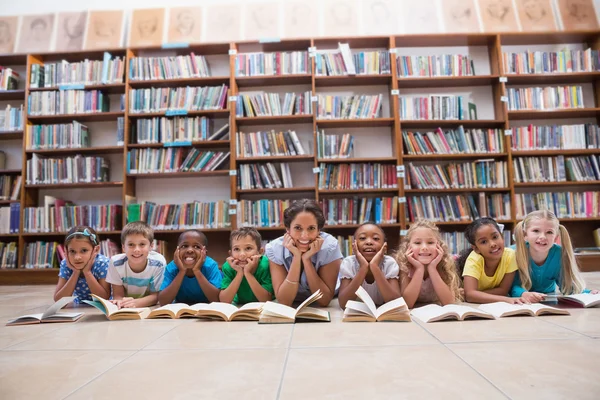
(159, 256), (222, 304)
(57, 254), (110, 304)
(510, 243), (562, 297)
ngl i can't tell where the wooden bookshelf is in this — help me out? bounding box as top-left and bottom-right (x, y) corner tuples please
(4, 30), (600, 283)
(127, 140), (230, 149)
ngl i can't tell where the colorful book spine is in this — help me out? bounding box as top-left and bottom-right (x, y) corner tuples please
(316, 94), (383, 119)
(22, 241), (59, 269)
(503, 49), (600, 74)
(320, 197), (398, 225)
(511, 124), (600, 150)
(400, 95), (465, 120)
(507, 86), (584, 110)
(237, 163), (293, 189)
(132, 116), (214, 144)
(126, 148), (230, 173)
(318, 163), (397, 190)
(237, 199), (290, 228)
(129, 85), (228, 113)
(27, 121), (89, 150)
(236, 51), (309, 76)
(0, 242), (18, 269)
(130, 53), (211, 80)
(236, 130), (305, 157)
(515, 191), (600, 218)
(407, 193), (511, 222)
(128, 200), (231, 230)
(23, 204), (122, 233)
(402, 127), (504, 154)
(405, 160), (508, 189)
(28, 90), (110, 115)
(317, 130), (354, 159)
(396, 54), (475, 77)
(236, 91), (312, 117)
(0, 104), (24, 131)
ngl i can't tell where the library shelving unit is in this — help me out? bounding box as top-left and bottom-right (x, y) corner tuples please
(2, 31), (600, 284)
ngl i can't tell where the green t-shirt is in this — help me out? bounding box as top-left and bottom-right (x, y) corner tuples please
(220, 255), (274, 304)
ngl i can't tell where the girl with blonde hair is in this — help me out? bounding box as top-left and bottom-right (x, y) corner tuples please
(512, 210), (596, 302)
(395, 219), (461, 308)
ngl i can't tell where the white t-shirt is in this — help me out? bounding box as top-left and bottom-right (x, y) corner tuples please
(106, 251), (166, 298)
(339, 255), (399, 306)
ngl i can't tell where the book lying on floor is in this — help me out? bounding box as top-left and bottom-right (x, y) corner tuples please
(478, 302), (570, 318)
(259, 289), (330, 324)
(552, 293), (600, 308)
(6, 296), (84, 326)
(343, 286), (410, 322)
(410, 304), (495, 323)
(83, 295), (150, 320)
(147, 302), (264, 321)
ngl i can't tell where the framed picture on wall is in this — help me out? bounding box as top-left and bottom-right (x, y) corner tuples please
(84, 10), (125, 50)
(16, 13), (55, 53)
(128, 8), (166, 47)
(166, 6), (202, 44)
(54, 11), (87, 52)
(0, 16), (19, 54)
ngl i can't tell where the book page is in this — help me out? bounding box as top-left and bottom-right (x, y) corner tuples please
(345, 300), (375, 317)
(43, 313), (83, 320)
(563, 293), (600, 307)
(297, 306), (330, 320)
(478, 302), (530, 318)
(410, 304), (447, 323)
(239, 302), (264, 311)
(526, 303), (569, 315)
(205, 303), (240, 319)
(375, 297), (407, 319)
(91, 295), (119, 316)
(41, 296), (76, 319)
(445, 304), (491, 319)
(262, 301), (297, 320)
(295, 290), (323, 314)
(355, 286), (377, 316)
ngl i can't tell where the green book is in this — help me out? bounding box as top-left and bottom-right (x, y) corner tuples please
(127, 203), (141, 223)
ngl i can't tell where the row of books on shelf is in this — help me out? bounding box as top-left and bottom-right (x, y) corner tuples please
(26, 154), (110, 185)
(129, 53), (211, 81)
(396, 54), (475, 78)
(507, 86), (584, 111)
(402, 127), (504, 155)
(502, 49), (600, 75)
(0, 66), (20, 90)
(316, 94), (382, 119)
(1, 105), (23, 131)
(128, 85), (228, 113)
(318, 163), (397, 190)
(314, 43), (356, 75)
(126, 200), (231, 230)
(407, 193), (511, 222)
(516, 192), (600, 218)
(399, 95), (471, 120)
(237, 163), (293, 190)
(23, 202), (122, 233)
(321, 197), (399, 226)
(235, 91), (312, 117)
(235, 51), (309, 77)
(317, 131), (354, 159)
(236, 130), (306, 157)
(126, 148), (230, 174)
(132, 119), (229, 145)
(0, 242), (17, 269)
(27, 118), (125, 150)
(511, 124), (600, 150)
(513, 156), (600, 183)
(0, 175), (21, 201)
(29, 54), (125, 88)
(0, 203), (20, 234)
(405, 160), (508, 190)
(236, 199), (289, 229)
(315, 49), (391, 76)
(28, 90), (110, 116)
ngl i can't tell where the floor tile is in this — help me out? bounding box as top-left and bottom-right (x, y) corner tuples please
(66, 348), (286, 400)
(0, 323), (70, 349)
(145, 320), (293, 350)
(448, 339), (600, 400)
(418, 315), (586, 343)
(0, 350), (134, 400)
(7, 317), (182, 351)
(291, 320), (437, 348)
(279, 346), (506, 399)
(541, 308), (600, 338)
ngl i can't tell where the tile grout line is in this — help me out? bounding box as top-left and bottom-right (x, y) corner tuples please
(533, 317), (596, 340)
(412, 321), (512, 400)
(275, 324), (295, 400)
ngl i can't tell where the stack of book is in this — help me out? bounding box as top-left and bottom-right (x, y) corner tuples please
(27, 121), (89, 150)
(129, 53), (211, 80)
(237, 199), (290, 228)
(396, 54), (475, 77)
(318, 163), (397, 190)
(503, 49), (600, 74)
(507, 86), (584, 110)
(320, 197), (398, 225)
(237, 163), (293, 190)
(126, 148), (230, 174)
(316, 94), (382, 119)
(28, 90), (110, 115)
(129, 85), (228, 113)
(236, 91), (312, 117)
(26, 154), (110, 184)
(127, 200), (231, 230)
(402, 127), (504, 154)
(236, 51), (309, 76)
(317, 131), (354, 159)
(236, 130), (305, 157)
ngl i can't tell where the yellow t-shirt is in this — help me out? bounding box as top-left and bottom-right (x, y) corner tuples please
(462, 248), (517, 291)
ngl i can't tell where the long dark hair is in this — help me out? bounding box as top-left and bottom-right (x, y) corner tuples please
(283, 199), (325, 230)
(455, 217), (502, 277)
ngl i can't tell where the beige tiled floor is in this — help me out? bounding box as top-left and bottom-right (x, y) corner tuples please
(0, 273), (599, 399)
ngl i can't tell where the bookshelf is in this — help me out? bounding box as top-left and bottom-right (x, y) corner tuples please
(1, 31), (600, 283)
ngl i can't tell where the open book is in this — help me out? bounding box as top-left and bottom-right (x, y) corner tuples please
(554, 293), (600, 308)
(6, 296), (84, 326)
(343, 286), (411, 322)
(478, 302), (570, 318)
(410, 304), (495, 323)
(82, 295), (150, 320)
(147, 302), (264, 321)
(259, 289), (330, 324)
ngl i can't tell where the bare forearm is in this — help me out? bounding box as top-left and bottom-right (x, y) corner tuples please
(54, 272), (80, 301)
(303, 258), (333, 306)
(338, 267), (369, 309)
(484, 287), (510, 296)
(274, 256), (302, 306)
(194, 270), (220, 302)
(158, 272), (185, 305)
(135, 292), (159, 307)
(401, 269), (425, 308)
(465, 290), (510, 304)
(219, 274), (243, 303)
(245, 273), (272, 302)
(83, 273), (110, 299)
(428, 268), (456, 305)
